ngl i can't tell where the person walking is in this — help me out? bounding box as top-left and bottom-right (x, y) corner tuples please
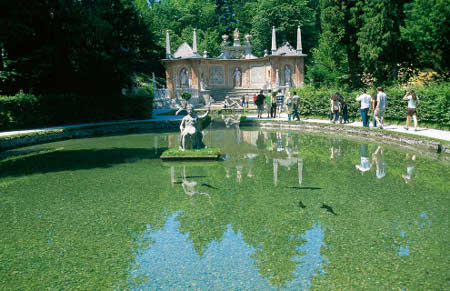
(355, 89), (372, 127)
(403, 89), (420, 130)
(241, 95), (246, 108)
(292, 91), (300, 121)
(256, 90), (265, 118)
(270, 91), (277, 118)
(375, 87), (387, 129)
(285, 93), (293, 120)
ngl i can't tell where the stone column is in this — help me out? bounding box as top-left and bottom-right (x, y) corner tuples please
(296, 25), (302, 54)
(193, 29), (198, 54)
(271, 26), (277, 55)
(166, 30), (171, 58)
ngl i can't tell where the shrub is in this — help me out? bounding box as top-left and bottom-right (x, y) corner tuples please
(0, 92), (153, 131)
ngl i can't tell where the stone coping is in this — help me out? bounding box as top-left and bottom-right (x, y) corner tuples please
(240, 119), (449, 155)
(0, 118), (448, 156)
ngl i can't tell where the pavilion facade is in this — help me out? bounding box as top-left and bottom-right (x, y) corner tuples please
(162, 26), (306, 101)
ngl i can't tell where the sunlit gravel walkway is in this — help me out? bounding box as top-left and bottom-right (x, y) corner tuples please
(1, 109), (449, 142)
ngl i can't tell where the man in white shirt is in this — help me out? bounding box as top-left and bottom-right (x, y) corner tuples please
(375, 87), (387, 129)
(355, 89), (371, 127)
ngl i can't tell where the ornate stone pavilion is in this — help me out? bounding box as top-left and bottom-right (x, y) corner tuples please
(162, 26), (306, 102)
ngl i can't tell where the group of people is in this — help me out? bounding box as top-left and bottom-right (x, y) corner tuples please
(246, 86), (421, 131)
(254, 89), (301, 120)
(331, 87), (419, 130)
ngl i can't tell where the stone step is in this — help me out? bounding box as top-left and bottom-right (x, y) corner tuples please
(208, 88), (262, 101)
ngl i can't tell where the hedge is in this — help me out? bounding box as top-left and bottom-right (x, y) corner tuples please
(292, 83), (450, 128)
(0, 92), (153, 131)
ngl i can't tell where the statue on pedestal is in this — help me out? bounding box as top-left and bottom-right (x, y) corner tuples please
(178, 104), (211, 151)
(233, 67), (242, 87)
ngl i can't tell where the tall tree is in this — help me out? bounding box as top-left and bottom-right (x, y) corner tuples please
(357, 0), (411, 83)
(307, 0), (363, 87)
(250, 0), (314, 57)
(0, 0), (161, 96)
(401, 0), (450, 73)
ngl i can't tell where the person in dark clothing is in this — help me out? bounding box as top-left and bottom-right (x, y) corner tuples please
(256, 90), (266, 118)
(341, 99), (349, 123)
(270, 92), (277, 118)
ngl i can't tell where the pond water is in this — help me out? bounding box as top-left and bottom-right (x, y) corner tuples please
(0, 128), (448, 290)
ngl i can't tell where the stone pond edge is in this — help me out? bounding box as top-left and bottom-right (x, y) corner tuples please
(0, 119), (448, 155)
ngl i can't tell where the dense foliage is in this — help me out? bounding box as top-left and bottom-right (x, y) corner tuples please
(0, 0), (448, 130)
(293, 83), (450, 127)
(0, 92), (153, 130)
(0, 0), (162, 96)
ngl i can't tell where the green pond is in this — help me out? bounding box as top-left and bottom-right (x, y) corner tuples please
(0, 128), (448, 290)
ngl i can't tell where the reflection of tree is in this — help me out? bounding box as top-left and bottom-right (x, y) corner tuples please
(2, 130), (447, 290)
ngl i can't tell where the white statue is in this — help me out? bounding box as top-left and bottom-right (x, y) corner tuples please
(233, 68), (242, 87)
(179, 68), (189, 88)
(200, 75), (207, 91)
(233, 28), (240, 40)
(284, 65), (291, 86)
(178, 104), (211, 151)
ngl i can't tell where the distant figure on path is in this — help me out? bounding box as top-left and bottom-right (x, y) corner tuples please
(330, 93), (340, 124)
(270, 91), (278, 118)
(375, 87), (387, 129)
(356, 89), (371, 127)
(292, 92), (300, 121)
(276, 90), (284, 115)
(341, 99), (349, 123)
(371, 92), (377, 128)
(265, 90), (272, 118)
(403, 89), (420, 131)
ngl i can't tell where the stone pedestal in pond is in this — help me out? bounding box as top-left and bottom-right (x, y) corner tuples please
(160, 105), (221, 160)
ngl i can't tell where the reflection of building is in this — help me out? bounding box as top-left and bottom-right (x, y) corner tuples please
(163, 26), (306, 101)
(273, 158), (303, 186)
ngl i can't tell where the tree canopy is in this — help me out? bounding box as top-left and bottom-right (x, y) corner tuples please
(0, 0), (448, 96)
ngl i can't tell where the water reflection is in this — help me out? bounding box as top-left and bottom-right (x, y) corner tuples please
(129, 212), (327, 290)
(355, 144), (372, 174)
(402, 154), (417, 184)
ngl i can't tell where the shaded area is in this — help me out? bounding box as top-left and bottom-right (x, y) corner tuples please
(0, 147), (167, 178)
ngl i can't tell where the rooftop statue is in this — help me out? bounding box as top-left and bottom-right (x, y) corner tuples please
(233, 28), (240, 40)
(177, 104), (211, 151)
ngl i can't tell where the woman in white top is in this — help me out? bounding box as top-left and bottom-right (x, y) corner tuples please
(402, 89), (420, 130)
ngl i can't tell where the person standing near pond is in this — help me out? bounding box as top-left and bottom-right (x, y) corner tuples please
(341, 99), (349, 123)
(375, 87), (387, 129)
(403, 89), (420, 131)
(285, 93), (293, 120)
(371, 92), (377, 128)
(330, 93), (340, 124)
(256, 90), (265, 118)
(265, 90), (272, 118)
(292, 92), (300, 121)
(356, 89), (372, 127)
(270, 91), (278, 118)
(276, 90), (284, 116)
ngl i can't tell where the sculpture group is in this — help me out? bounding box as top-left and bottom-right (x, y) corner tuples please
(177, 105), (211, 151)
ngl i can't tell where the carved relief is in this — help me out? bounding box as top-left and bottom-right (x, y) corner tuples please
(250, 65), (265, 84)
(209, 65), (225, 85)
